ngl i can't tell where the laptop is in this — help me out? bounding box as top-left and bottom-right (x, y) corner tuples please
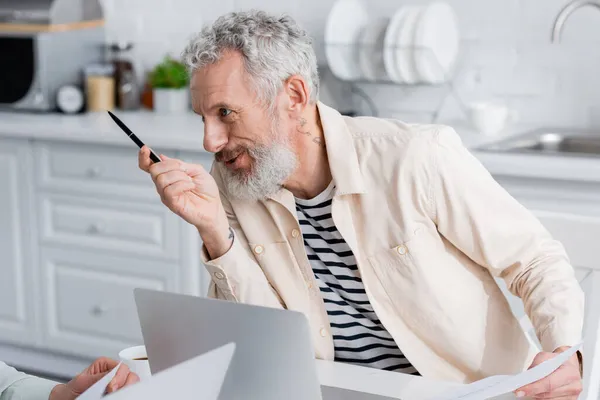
(134, 289), (399, 400)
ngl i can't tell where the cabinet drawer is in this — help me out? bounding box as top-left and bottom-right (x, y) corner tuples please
(40, 247), (178, 358)
(40, 194), (180, 260)
(35, 142), (173, 200)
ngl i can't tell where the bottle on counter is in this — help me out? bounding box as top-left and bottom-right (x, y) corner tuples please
(84, 63), (116, 112)
(110, 42), (141, 111)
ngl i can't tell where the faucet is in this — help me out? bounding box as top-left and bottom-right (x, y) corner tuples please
(551, 0), (600, 42)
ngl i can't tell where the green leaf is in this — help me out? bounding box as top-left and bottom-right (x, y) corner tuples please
(149, 56), (189, 89)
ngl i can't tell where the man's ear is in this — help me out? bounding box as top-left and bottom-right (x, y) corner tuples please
(283, 75), (310, 117)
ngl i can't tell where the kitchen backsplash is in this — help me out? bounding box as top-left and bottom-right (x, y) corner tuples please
(99, 0), (600, 127)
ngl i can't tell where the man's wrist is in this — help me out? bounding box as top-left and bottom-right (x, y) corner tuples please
(198, 223), (234, 260)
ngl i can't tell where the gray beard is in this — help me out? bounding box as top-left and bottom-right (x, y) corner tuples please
(220, 139), (297, 201)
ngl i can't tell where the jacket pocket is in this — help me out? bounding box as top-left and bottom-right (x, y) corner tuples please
(366, 229), (422, 275)
(367, 228), (490, 338)
(248, 241), (308, 311)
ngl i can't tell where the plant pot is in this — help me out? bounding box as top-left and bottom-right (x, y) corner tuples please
(152, 88), (188, 113)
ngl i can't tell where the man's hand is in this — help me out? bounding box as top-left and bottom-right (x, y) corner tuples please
(49, 357), (139, 400)
(139, 147), (233, 259)
(514, 346), (582, 399)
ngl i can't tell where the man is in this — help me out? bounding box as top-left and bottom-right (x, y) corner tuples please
(1, 358), (138, 400)
(139, 10), (584, 399)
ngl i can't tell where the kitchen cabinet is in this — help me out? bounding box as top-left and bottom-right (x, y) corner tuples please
(38, 247), (176, 358)
(0, 135), (214, 376)
(0, 140), (38, 347)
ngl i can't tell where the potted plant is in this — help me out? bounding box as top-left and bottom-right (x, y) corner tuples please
(148, 56), (189, 113)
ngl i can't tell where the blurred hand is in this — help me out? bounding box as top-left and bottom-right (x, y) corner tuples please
(139, 146), (232, 258)
(514, 347), (582, 399)
(49, 357), (139, 400)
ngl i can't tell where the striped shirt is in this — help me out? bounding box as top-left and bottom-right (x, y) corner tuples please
(295, 182), (419, 375)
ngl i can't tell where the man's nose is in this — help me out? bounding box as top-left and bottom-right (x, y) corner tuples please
(203, 122), (228, 153)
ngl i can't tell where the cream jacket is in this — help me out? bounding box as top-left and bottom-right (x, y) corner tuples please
(201, 102), (584, 383)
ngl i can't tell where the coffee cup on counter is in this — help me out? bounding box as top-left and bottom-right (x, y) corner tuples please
(467, 101), (518, 136)
(118, 345), (151, 381)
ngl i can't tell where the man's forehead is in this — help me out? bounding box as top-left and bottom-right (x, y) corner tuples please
(190, 51), (246, 89)
(190, 56), (251, 108)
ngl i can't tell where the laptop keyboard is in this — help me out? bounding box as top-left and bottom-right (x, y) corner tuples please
(321, 386), (400, 400)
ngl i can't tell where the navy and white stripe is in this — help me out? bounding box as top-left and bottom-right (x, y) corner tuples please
(295, 182), (419, 375)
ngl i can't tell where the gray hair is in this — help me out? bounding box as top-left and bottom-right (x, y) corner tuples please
(182, 10), (320, 107)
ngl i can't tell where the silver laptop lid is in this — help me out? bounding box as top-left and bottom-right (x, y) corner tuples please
(134, 288), (323, 400)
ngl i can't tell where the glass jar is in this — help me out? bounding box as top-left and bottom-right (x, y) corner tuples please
(84, 63), (115, 112)
(109, 42), (141, 110)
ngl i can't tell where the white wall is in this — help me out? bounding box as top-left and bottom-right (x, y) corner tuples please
(100, 0), (600, 127)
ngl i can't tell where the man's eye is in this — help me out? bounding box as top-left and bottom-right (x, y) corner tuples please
(219, 108), (232, 117)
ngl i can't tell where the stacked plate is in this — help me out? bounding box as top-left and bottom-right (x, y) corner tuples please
(325, 1), (460, 84)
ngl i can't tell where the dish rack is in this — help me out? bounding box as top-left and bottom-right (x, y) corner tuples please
(323, 42), (467, 123)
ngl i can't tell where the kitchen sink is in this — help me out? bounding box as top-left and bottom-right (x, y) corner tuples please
(476, 128), (600, 158)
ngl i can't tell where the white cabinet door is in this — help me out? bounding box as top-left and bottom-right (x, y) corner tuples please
(39, 247), (179, 359)
(0, 139), (37, 346)
(175, 151), (215, 297)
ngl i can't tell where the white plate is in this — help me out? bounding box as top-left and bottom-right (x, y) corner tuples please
(396, 6), (422, 84)
(413, 2), (460, 84)
(358, 17), (390, 81)
(325, 0), (370, 80)
(383, 7), (410, 83)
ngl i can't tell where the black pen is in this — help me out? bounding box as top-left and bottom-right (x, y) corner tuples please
(107, 111), (161, 164)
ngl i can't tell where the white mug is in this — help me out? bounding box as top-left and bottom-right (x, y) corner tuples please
(467, 102), (517, 136)
(119, 345), (152, 381)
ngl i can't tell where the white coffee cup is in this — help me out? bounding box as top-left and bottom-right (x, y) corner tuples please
(467, 102), (517, 136)
(119, 345), (152, 381)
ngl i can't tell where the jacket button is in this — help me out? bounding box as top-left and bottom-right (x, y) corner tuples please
(320, 327), (327, 337)
(292, 229), (300, 238)
(254, 245), (264, 255)
(396, 245), (408, 255)
(214, 271), (225, 280)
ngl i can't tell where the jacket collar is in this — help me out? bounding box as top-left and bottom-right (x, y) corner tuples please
(266, 102), (366, 209)
(317, 102), (366, 196)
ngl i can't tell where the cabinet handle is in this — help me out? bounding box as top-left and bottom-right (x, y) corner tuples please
(86, 223), (105, 235)
(86, 167), (103, 178)
(90, 305), (107, 316)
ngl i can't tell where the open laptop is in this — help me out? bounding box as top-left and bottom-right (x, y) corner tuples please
(134, 288), (399, 400)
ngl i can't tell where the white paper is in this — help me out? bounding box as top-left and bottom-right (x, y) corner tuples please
(76, 363), (122, 400)
(434, 342), (582, 400)
(105, 342), (236, 400)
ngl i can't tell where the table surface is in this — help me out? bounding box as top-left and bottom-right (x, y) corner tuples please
(317, 360), (463, 400)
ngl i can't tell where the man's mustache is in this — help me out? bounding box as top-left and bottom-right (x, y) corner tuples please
(215, 148), (246, 163)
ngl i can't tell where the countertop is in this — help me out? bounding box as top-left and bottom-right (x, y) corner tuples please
(0, 110), (206, 152)
(450, 121), (600, 185)
(1, 110), (600, 184)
